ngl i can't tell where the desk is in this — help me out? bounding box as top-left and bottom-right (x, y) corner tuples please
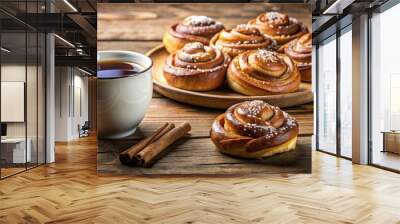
(1, 138), (31, 164)
(382, 131), (400, 154)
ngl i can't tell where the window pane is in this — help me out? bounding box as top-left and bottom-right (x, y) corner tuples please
(339, 28), (352, 158)
(371, 3), (400, 171)
(317, 36), (337, 154)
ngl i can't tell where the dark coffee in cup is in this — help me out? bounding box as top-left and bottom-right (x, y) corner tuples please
(97, 61), (144, 79)
(97, 51), (153, 139)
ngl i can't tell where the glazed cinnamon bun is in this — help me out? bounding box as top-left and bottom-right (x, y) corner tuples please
(163, 15), (224, 53)
(248, 12), (308, 45)
(163, 42), (230, 91)
(283, 33), (312, 82)
(210, 100), (299, 159)
(227, 49), (300, 96)
(210, 24), (275, 58)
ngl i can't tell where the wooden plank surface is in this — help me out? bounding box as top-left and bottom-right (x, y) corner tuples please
(98, 97), (313, 149)
(98, 3), (311, 41)
(97, 96), (313, 174)
(98, 137), (311, 175)
(98, 40), (161, 53)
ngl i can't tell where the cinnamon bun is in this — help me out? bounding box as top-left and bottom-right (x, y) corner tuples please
(227, 49), (300, 96)
(163, 42), (230, 91)
(210, 100), (299, 159)
(210, 24), (275, 58)
(283, 33), (312, 82)
(248, 12), (308, 45)
(163, 15), (224, 53)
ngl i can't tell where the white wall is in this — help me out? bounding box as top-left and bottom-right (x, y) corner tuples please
(54, 67), (89, 141)
(1, 65), (28, 138)
(55, 66), (70, 141)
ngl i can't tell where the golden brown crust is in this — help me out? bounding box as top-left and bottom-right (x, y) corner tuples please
(163, 16), (224, 53)
(210, 100), (299, 159)
(227, 49), (300, 95)
(210, 24), (276, 58)
(283, 33), (312, 82)
(248, 12), (308, 45)
(163, 42), (230, 91)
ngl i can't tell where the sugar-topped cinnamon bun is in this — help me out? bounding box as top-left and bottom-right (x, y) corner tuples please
(227, 49), (300, 96)
(210, 100), (299, 159)
(163, 42), (230, 91)
(163, 15), (224, 53)
(210, 24), (275, 58)
(283, 33), (312, 82)
(248, 12), (308, 45)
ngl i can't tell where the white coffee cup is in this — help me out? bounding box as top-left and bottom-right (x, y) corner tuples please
(97, 51), (153, 139)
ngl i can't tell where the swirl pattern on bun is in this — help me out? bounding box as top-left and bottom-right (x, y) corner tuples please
(227, 49), (300, 95)
(210, 24), (275, 58)
(163, 16), (224, 53)
(283, 33), (312, 82)
(163, 42), (230, 91)
(248, 12), (307, 45)
(210, 100), (299, 159)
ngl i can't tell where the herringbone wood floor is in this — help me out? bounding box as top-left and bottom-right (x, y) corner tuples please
(1, 135), (400, 224)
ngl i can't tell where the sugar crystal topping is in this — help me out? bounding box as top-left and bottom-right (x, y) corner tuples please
(185, 42), (204, 50)
(267, 12), (284, 20)
(240, 100), (269, 118)
(235, 24), (260, 35)
(184, 15), (215, 26)
(255, 49), (279, 62)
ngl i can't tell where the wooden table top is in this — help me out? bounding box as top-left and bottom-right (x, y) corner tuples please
(97, 3), (313, 175)
(98, 3), (311, 41)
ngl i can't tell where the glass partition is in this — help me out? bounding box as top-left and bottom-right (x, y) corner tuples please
(1, 30), (28, 178)
(317, 35), (337, 154)
(0, 2), (46, 179)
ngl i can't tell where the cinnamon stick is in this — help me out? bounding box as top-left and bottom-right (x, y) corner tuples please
(135, 122), (191, 168)
(119, 123), (175, 165)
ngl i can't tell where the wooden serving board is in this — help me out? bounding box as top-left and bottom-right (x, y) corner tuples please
(147, 44), (314, 109)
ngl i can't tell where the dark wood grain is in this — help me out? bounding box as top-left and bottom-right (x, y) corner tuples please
(98, 137), (311, 175)
(98, 40), (161, 53)
(97, 96), (313, 170)
(98, 97), (313, 142)
(98, 3), (311, 41)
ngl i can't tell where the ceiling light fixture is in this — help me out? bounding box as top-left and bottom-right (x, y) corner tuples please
(63, 0), (78, 12)
(323, 0), (355, 15)
(78, 67), (93, 76)
(54, 34), (75, 48)
(1, 47), (11, 53)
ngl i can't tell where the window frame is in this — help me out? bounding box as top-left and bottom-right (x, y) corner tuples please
(315, 21), (353, 160)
